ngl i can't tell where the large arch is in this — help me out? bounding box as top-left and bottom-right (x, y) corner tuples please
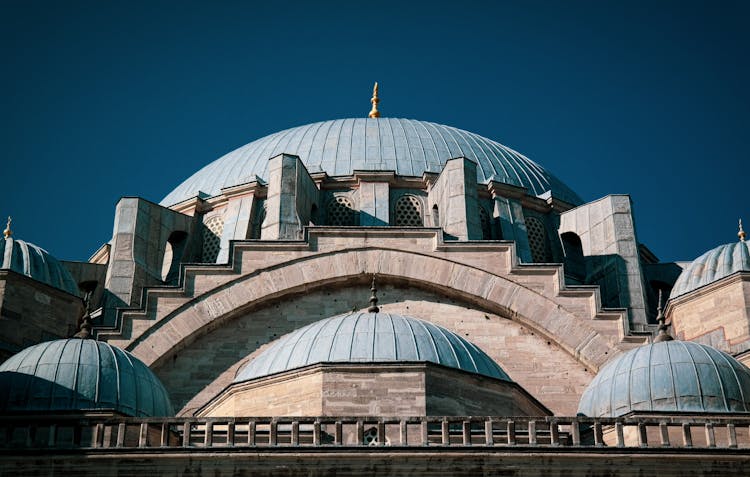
(123, 247), (621, 375)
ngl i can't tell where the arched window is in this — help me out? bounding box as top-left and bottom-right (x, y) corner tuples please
(561, 232), (585, 284)
(201, 215), (224, 263)
(394, 195), (423, 226)
(327, 196), (357, 226)
(161, 231), (188, 284)
(479, 206), (492, 240)
(526, 216), (552, 263)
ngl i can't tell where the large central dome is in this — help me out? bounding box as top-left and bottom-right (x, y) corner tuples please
(161, 118), (581, 206)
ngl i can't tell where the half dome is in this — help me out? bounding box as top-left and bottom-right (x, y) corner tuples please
(670, 241), (750, 299)
(0, 339), (174, 417)
(161, 118), (582, 207)
(1, 237), (78, 295)
(577, 341), (750, 417)
(235, 312), (510, 383)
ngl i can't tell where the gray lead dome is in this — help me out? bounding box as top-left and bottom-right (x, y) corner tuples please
(234, 312), (511, 383)
(161, 118), (582, 206)
(577, 340), (750, 417)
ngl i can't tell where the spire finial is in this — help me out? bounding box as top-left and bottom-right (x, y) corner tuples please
(654, 289), (673, 343)
(3, 216), (11, 239)
(739, 219), (746, 242)
(368, 274), (380, 313)
(73, 290), (94, 339)
(368, 82), (380, 118)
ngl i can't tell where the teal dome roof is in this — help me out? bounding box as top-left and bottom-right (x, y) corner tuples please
(162, 118), (582, 206)
(1, 237), (78, 295)
(670, 240), (750, 299)
(0, 339), (174, 417)
(235, 312), (510, 383)
(577, 341), (750, 417)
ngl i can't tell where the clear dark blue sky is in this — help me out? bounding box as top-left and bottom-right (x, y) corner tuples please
(2, 0), (748, 263)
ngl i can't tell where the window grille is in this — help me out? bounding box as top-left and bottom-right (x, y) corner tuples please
(526, 216), (551, 262)
(394, 195), (423, 226)
(327, 196), (357, 226)
(202, 215), (224, 263)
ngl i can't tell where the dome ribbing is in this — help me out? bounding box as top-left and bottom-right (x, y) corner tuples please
(670, 241), (750, 299)
(234, 312), (510, 383)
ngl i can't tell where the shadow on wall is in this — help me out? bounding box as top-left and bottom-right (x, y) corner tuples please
(584, 254), (631, 310)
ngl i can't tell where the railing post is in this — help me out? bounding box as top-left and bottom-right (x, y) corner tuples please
(399, 419), (408, 446)
(182, 422), (191, 447)
(441, 419), (450, 446)
(313, 420), (321, 446)
(550, 420), (559, 446)
(204, 421), (213, 447)
(462, 420), (471, 446)
(571, 420), (580, 446)
(291, 421), (299, 446)
(485, 419), (494, 446)
(160, 422), (169, 447)
(528, 420), (537, 446)
(421, 420), (429, 446)
(377, 420), (386, 447)
(26, 425), (35, 448)
(138, 422), (149, 448)
(682, 423), (692, 448)
(594, 420), (604, 447)
(659, 422), (670, 447)
(269, 420), (277, 446)
(615, 421), (624, 448)
(356, 420), (364, 446)
(705, 423), (715, 448)
(334, 421), (342, 446)
(227, 421), (235, 447)
(727, 423), (737, 448)
(248, 420), (256, 446)
(117, 422), (126, 448)
(637, 422), (647, 447)
(48, 424), (57, 448)
(507, 420), (516, 445)
(95, 423), (105, 449)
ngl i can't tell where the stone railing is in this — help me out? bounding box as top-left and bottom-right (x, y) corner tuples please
(1, 415), (748, 451)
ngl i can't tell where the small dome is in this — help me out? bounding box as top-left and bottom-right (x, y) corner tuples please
(1, 237), (78, 295)
(577, 341), (750, 417)
(670, 241), (750, 299)
(161, 118), (582, 207)
(0, 339), (174, 417)
(235, 312), (510, 383)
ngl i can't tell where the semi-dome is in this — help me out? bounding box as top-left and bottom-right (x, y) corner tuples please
(161, 118), (582, 206)
(1, 236), (78, 295)
(670, 240), (750, 299)
(0, 339), (174, 417)
(235, 312), (511, 383)
(577, 340), (750, 417)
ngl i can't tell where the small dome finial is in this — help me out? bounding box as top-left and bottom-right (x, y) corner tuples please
(654, 289), (673, 343)
(368, 274), (380, 313)
(3, 216), (11, 239)
(73, 289), (95, 339)
(368, 82), (380, 118)
(739, 219), (746, 242)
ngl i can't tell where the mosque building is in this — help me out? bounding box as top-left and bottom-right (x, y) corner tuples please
(0, 85), (749, 475)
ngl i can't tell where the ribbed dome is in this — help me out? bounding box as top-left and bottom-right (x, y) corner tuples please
(0, 339), (174, 417)
(235, 312), (511, 383)
(577, 341), (750, 417)
(161, 118), (582, 206)
(670, 241), (750, 299)
(1, 237), (78, 295)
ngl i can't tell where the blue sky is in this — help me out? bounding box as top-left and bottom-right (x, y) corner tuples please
(2, 0), (748, 263)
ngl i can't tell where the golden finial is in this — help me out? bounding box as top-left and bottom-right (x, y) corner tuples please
(739, 219), (746, 242)
(368, 82), (380, 118)
(2, 216), (11, 239)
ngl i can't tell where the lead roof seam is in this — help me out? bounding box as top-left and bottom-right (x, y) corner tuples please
(106, 343), (121, 412)
(711, 347), (748, 411)
(696, 344), (729, 411)
(414, 120), (445, 174)
(34, 340), (62, 412)
(401, 119), (426, 174)
(437, 325), (476, 373)
(323, 119), (345, 175)
(680, 340), (705, 411)
(392, 119), (414, 176)
(467, 131), (511, 183)
(413, 319), (440, 364)
(120, 348), (139, 416)
(93, 342), (101, 405)
(370, 311), (377, 360)
(303, 121), (328, 173)
(386, 313), (398, 360)
(348, 312), (365, 361)
(383, 118), (398, 171)
(326, 313), (351, 362)
(19, 240), (30, 276)
(422, 121), (454, 173)
(312, 119), (337, 173)
(665, 342), (680, 411)
(301, 314), (334, 365)
(452, 126), (497, 183)
(401, 315), (422, 360)
(71, 339), (82, 410)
